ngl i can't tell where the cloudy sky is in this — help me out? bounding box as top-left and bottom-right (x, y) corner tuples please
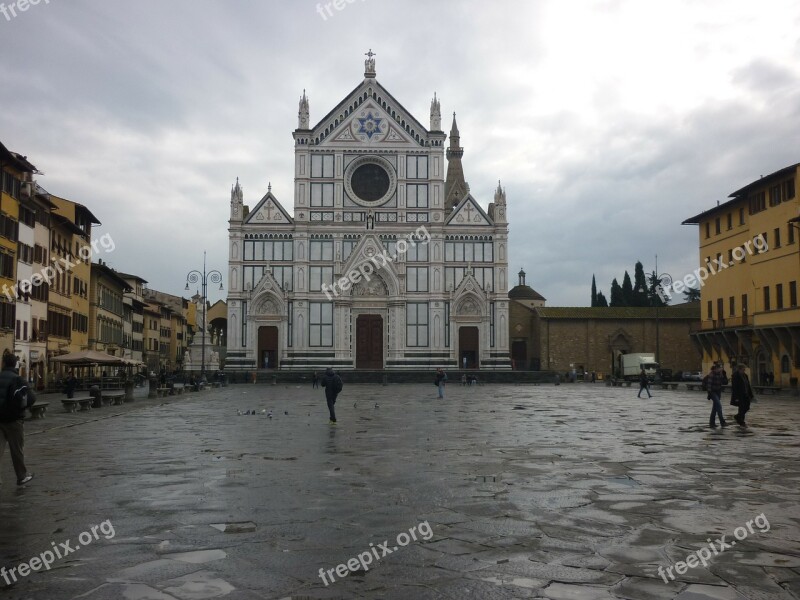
(2, 0), (798, 306)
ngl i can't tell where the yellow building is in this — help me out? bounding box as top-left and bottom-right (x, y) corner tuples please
(89, 259), (131, 356)
(683, 162), (799, 386)
(0, 142), (33, 355)
(143, 302), (161, 374)
(48, 195), (100, 357)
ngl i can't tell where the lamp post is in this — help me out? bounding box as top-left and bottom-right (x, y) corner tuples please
(640, 274), (673, 369)
(185, 251), (223, 378)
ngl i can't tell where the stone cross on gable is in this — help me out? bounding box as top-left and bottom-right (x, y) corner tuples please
(464, 202), (475, 222)
(265, 201), (274, 221)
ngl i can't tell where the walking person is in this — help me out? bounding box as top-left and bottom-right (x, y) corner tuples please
(0, 354), (35, 486)
(435, 368), (447, 399)
(637, 368), (652, 398)
(731, 364), (754, 427)
(707, 364), (727, 428)
(64, 370), (78, 399)
(321, 367), (343, 424)
(312, 371), (319, 389)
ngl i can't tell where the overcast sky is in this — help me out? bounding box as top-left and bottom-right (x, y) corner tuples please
(2, 0), (798, 306)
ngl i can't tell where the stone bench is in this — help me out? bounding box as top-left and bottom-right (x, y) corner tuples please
(659, 382), (680, 390)
(172, 384), (185, 395)
(156, 387), (171, 398)
(28, 402), (49, 419)
(685, 383), (703, 391)
(62, 395), (93, 413)
(103, 390), (126, 406)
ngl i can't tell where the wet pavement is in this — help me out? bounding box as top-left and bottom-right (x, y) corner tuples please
(1, 382), (799, 599)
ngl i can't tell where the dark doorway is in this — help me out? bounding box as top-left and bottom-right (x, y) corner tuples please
(511, 341), (527, 370)
(356, 314), (383, 370)
(459, 326), (479, 369)
(258, 326), (279, 369)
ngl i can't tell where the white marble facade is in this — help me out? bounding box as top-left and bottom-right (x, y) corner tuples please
(226, 54), (510, 371)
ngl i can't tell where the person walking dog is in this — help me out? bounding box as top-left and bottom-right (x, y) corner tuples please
(637, 368), (652, 398)
(321, 368), (343, 424)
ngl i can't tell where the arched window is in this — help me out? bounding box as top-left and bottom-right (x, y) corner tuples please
(781, 355), (791, 373)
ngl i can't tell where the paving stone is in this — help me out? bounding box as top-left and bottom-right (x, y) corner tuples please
(1, 383), (799, 598)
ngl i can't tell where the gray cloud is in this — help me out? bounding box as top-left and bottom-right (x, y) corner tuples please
(0, 0), (798, 306)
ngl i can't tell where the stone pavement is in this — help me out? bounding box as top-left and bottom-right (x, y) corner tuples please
(1, 382), (799, 600)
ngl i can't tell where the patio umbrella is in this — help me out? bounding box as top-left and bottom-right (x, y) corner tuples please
(50, 350), (127, 366)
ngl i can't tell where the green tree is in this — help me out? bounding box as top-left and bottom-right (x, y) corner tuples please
(621, 271), (633, 306)
(610, 278), (625, 307)
(591, 275), (598, 307)
(683, 286), (701, 302)
(647, 272), (668, 306)
(596, 291), (609, 307)
(633, 261), (649, 306)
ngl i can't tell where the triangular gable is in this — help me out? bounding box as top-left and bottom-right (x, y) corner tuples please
(310, 79), (430, 147)
(250, 269), (288, 310)
(445, 194), (493, 227)
(322, 101), (420, 147)
(244, 191), (294, 225)
(452, 271), (488, 317)
(339, 234), (401, 296)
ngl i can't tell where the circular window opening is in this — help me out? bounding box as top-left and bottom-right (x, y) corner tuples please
(351, 163), (390, 202)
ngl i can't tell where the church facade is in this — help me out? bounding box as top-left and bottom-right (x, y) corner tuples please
(225, 53), (511, 371)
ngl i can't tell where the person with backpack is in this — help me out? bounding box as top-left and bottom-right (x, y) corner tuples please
(435, 368), (447, 399)
(0, 354), (35, 486)
(321, 367), (343, 424)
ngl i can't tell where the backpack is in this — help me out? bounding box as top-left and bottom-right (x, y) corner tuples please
(334, 375), (343, 395)
(0, 374), (30, 420)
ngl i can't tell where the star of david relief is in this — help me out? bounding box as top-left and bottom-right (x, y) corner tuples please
(357, 111), (383, 139)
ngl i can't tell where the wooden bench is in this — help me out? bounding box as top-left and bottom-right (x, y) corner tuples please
(28, 402), (49, 419)
(62, 395), (93, 413)
(103, 390), (126, 405)
(753, 385), (782, 395)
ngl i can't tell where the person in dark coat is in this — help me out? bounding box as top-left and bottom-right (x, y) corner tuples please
(312, 371), (319, 389)
(731, 364), (754, 427)
(637, 368), (652, 398)
(320, 368), (343, 424)
(0, 354), (34, 485)
(64, 370), (78, 399)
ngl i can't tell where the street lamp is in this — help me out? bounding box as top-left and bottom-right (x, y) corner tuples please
(185, 251), (223, 378)
(639, 268), (673, 367)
